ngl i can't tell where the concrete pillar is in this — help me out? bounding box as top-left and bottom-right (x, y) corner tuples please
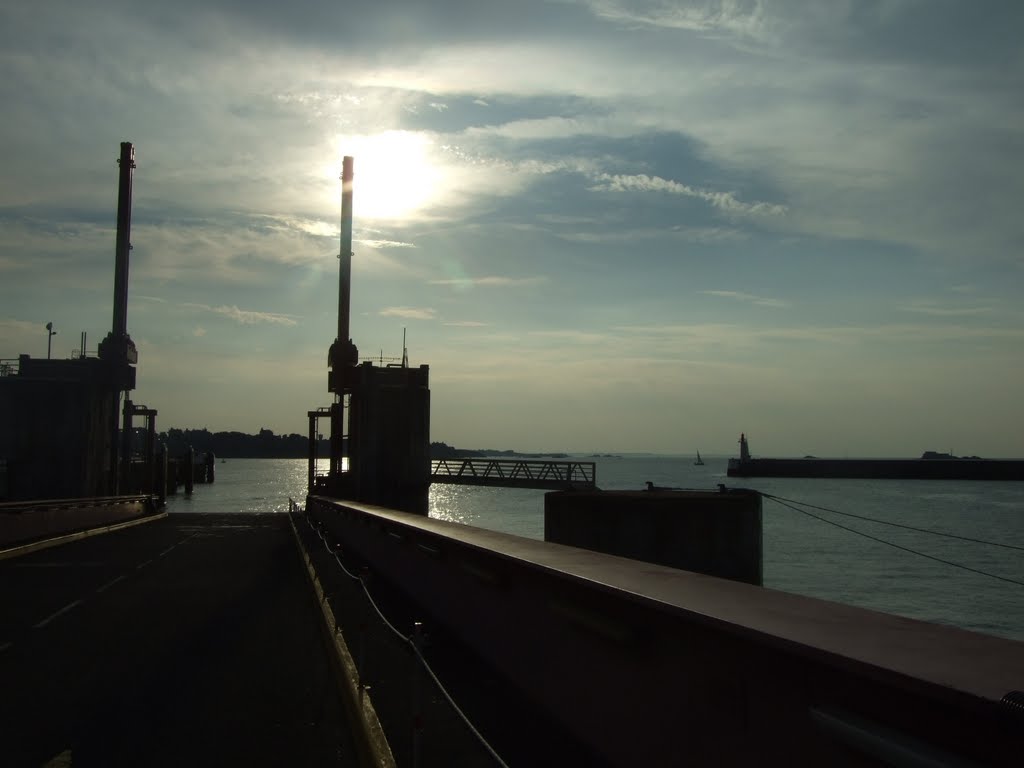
(185, 446), (194, 495)
(156, 443), (167, 505)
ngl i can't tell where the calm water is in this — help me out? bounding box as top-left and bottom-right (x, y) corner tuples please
(166, 455), (1024, 642)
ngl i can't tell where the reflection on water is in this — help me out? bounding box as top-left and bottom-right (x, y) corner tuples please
(165, 458), (331, 515)
(430, 484), (547, 539)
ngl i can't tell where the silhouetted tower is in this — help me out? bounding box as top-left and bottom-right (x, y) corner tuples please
(327, 157), (358, 476)
(1, 142), (154, 500)
(311, 156), (431, 513)
(98, 142), (140, 493)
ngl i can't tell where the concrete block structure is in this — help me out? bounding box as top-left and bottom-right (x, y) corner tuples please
(0, 356), (118, 501)
(544, 487), (763, 585)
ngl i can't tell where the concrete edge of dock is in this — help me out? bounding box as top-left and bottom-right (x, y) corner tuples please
(0, 508), (168, 562)
(287, 508), (397, 768)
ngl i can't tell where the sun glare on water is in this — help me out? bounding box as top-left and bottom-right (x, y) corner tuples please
(329, 131), (442, 221)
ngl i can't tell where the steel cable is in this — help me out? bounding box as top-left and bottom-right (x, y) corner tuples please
(761, 492), (1024, 551)
(300, 508), (510, 767)
(764, 494), (1024, 588)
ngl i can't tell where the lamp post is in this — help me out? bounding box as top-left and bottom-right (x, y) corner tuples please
(46, 322), (56, 359)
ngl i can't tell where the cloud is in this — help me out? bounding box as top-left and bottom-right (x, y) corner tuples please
(184, 303), (299, 326)
(701, 290), (790, 308)
(358, 238), (417, 249)
(193, 326), (207, 337)
(379, 306), (437, 320)
(260, 215), (338, 238)
(897, 302), (994, 317)
(443, 320), (489, 327)
(429, 276), (546, 287)
(615, 321), (1024, 347)
(590, 173), (787, 217)
(0, 317), (46, 346)
(580, 0), (766, 35)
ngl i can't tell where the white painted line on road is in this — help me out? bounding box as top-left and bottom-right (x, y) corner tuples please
(0, 641), (13, 654)
(34, 599), (84, 629)
(42, 748), (72, 767)
(136, 558), (154, 570)
(96, 574), (128, 593)
(156, 532), (199, 559)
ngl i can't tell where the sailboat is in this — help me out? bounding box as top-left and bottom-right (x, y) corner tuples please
(694, 450), (705, 466)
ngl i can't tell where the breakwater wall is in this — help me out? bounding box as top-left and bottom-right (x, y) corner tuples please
(728, 457), (1024, 480)
(305, 494), (1023, 766)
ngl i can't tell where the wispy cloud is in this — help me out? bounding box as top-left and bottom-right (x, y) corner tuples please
(590, 173), (787, 217)
(701, 290), (790, 308)
(616, 321), (1024, 346)
(581, 0), (771, 39)
(184, 303), (299, 326)
(379, 306), (436, 320)
(897, 301), (993, 317)
(0, 317), (46, 345)
(358, 238), (417, 249)
(259, 215), (337, 238)
(429, 276), (546, 287)
(443, 320), (489, 327)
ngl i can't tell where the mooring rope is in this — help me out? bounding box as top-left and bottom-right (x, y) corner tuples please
(761, 492), (1024, 551)
(763, 493), (1024, 588)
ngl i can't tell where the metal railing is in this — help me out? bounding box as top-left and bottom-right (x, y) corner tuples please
(430, 458), (597, 490)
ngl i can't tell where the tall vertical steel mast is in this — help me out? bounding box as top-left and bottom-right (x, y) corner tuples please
(328, 156), (357, 477)
(99, 142), (140, 493)
(338, 156), (354, 355)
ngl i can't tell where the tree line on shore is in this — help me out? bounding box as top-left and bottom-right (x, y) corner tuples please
(156, 429), (538, 460)
(158, 428), (327, 459)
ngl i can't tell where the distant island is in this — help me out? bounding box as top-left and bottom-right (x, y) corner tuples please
(156, 430), (559, 461)
(429, 442), (569, 460)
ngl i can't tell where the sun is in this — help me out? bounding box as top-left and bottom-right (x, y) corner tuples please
(328, 131), (441, 221)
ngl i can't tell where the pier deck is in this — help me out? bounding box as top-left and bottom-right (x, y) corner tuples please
(0, 513), (357, 767)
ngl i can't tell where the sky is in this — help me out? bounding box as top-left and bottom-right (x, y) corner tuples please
(1, 0), (1022, 457)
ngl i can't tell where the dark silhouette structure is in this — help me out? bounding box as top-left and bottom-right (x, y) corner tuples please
(0, 142), (160, 501)
(309, 157), (431, 513)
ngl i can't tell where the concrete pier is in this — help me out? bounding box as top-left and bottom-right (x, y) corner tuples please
(0, 513), (359, 767)
(306, 494), (1024, 767)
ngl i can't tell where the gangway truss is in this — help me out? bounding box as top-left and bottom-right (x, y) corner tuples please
(430, 458), (597, 491)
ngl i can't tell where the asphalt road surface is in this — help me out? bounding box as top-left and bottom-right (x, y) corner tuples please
(0, 513), (356, 767)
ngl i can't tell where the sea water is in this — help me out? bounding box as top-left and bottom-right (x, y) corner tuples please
(165, 455), (1024, 642)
